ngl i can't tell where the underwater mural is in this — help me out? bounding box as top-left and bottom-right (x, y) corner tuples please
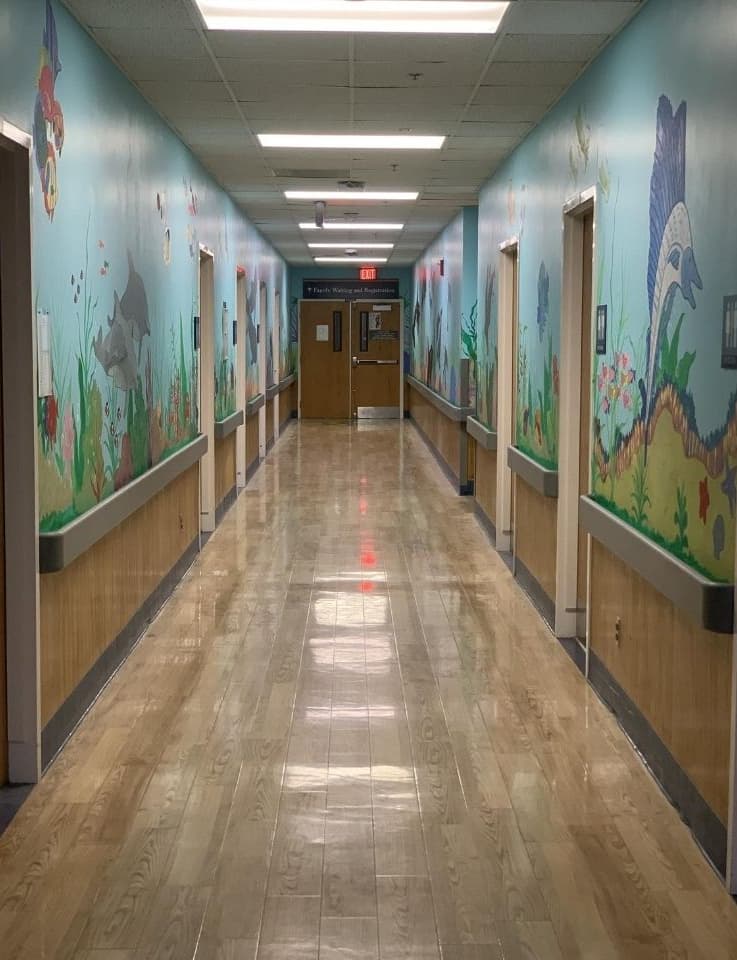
(475, 0), (737, 581)
(33, 0), (64, 221)
(411, 208), (478, 406)
(8, 0), (287, 531)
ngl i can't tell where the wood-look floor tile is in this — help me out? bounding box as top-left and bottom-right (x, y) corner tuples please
(377, 876), (440, 959)
(319, 917), (379, 960)
(0, 422), (735, 960)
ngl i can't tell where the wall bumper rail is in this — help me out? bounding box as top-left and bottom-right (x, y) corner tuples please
(507, 445), (559, 498)
(466, 416), (497, 450)
(405, 374), (474, 422)
(39, 434), (208, 574)
(246, 393), (265, 417)
(278, 373), (296, 393)
(265, 383), (279, 401)
(214, 409), (244, 440)
(579, 495), (734, 634)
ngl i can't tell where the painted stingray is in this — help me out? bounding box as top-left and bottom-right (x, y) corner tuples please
(644, 96), (702, 446)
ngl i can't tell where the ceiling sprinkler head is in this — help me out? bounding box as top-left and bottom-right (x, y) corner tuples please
(314, 200), (325, 228)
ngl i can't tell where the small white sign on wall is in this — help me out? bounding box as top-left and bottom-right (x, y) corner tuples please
(316, 324), (329, 342)
(368, 313), (382, 331)
(37, 311), (52, 397)
(372, 304), (392, 312)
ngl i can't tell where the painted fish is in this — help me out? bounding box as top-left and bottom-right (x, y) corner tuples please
(120, 251), (150, 362)
(94, 291), (138, 390)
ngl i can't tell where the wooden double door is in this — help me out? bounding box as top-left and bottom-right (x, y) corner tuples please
(299, 299), (401, 419)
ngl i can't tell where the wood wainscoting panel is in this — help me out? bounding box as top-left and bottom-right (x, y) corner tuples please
(475, 445), (497, 527)
(514, 474), (557, 605)
(266, 398), (275, 446)
(40, 462), (200, 727)
(246, 412), (259, 473)
(215, 433), (236, 507)
(407, 384), (461, 479)
(590, 538), (732, 824)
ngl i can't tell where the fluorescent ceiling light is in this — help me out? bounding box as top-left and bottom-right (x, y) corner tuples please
(259, 134), (445, 150)
(314, 257), (388, 263)
(299, 222), (404, 231)
(308, 242), (394, 249)
(196, 1), (509, 33)
(286, 190), (418, 201)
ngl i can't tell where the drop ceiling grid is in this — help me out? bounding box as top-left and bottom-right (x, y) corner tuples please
(62, 0), (644, 265)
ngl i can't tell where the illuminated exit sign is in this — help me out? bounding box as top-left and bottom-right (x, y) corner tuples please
(359, 265), (378, 281)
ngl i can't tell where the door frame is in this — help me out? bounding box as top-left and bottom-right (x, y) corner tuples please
(273, 288), (281, 434)
(198, 246), (216, 533)
(0, 118), (41, 783)
(235, 267), (246, 488)
(258, 282), (267, 455)
(729, 540), (737, 892)
(350, 298), (404, 418)
(555, 187), (597, 651)
(495, 237), (520, 555)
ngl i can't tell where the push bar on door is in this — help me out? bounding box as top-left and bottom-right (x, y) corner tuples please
(351, 358), (399, 366)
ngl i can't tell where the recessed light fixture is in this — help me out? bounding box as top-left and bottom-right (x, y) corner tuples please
(195, 1), (510, 34)
(259, 134), (445, 150)
(286, 190), (418, 201)
(308, 242), (395, 249)
(314, 257), (388, 263)
(299, 222), (404, 231)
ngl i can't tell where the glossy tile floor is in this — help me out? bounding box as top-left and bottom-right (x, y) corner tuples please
(2, 422), (737, 959)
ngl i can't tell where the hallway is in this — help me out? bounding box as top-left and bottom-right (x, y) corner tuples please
(0, 422), (734, 958)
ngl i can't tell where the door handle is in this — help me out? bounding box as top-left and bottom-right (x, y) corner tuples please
(352, 359), (398, 366)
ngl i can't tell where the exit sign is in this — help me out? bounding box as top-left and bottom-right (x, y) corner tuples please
(359, 265), (378, 281)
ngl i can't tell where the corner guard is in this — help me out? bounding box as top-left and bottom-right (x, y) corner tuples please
(39, 434), (208, 573)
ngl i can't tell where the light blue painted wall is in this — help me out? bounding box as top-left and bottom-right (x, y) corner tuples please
(0, 0), (289, 530)
(474, 0), (737, 580)
(411, 207), (478, 405)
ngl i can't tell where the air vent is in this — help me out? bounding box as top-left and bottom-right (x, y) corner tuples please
(338, 179), (366, 190)
(272, 168), (351, 179)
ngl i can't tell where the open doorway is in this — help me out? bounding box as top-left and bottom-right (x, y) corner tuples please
(495, 239), (519, 555)
(556, 189), (596, 648)
(0, 121), (40, 784)
(198, 248), (215, 533)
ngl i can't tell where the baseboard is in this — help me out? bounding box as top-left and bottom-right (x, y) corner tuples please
(558, 636), (587, 673)
(514, 555), (556, 630)
(408, 416), (466, 496)
(266, 436), (275, 454)
(215, 484), (238, 525)
(41, 535), (200, 770)
(245, 456), (261, 483)
(588, 648), (727, 877)
(473, 501), (496, 546)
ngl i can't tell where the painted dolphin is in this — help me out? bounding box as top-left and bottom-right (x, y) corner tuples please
(643, 96), (702, 442)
